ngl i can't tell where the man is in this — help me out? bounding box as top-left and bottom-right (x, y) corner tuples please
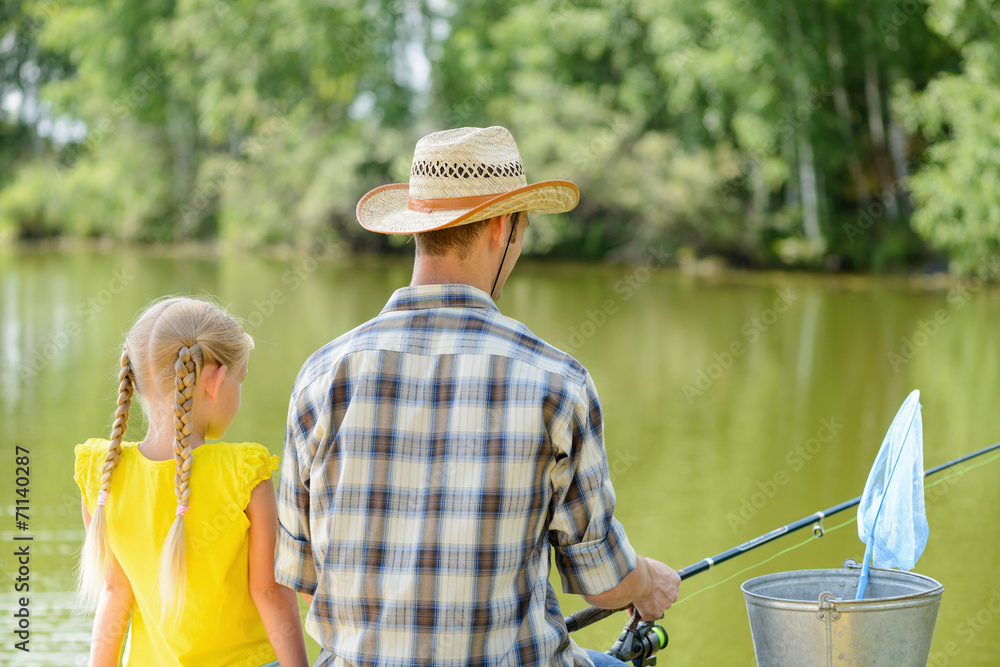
(276, 126), (680, 667)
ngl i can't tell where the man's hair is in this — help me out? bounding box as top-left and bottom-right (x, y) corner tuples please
(413, 217), (492, 260)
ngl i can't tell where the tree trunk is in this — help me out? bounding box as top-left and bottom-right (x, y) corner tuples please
(168, 101), (199, 238)
(783, 135), (799, 211)
(751, 166), (768, 218)
(888, 120), (910, 216)
(27, 45), (42, 157)
(797, 134), (822, 244)
(886, 69), (911, 216)
(784, 0), (823, 244)
(864, 49), (899, 221)
(826, 9), (872, 208)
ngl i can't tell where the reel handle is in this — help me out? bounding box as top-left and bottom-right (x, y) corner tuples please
(605, 611), (668, 667)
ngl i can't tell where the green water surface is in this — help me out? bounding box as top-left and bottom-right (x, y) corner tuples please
(1, 247), (998, 665)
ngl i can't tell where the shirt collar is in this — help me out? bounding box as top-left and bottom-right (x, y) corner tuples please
(381, 284), (500, 314)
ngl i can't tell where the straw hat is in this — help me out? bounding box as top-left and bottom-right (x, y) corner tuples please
(356, 126), (580, 234)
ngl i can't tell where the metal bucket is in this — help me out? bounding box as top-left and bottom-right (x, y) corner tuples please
(741, 562), (943, 666)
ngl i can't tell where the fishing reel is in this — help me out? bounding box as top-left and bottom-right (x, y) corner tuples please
(605, 610), (668, 666)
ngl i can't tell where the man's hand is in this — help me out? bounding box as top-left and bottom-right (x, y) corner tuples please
(631, 557), (681, 621)
(580, 555), (681, 620)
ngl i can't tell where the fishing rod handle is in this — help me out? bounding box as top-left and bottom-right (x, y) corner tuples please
(564, 605), (622, 633)
(564, 562), (702, 633)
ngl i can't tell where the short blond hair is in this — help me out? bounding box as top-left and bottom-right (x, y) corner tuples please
(414, 218), (492, 259)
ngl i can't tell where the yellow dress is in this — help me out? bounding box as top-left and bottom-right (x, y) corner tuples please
(74, 438), (280, 667)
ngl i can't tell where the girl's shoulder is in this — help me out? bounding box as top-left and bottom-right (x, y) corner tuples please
(73, 439), (102, 502)
(74, 439), (277, 479)
(73, 437), (135, 479)
(74, 440), (275, 476)
(74, 436), (114, 458)
(73, 438), (139, 510)
(197, 442), (276, 466)
(197, 443), (280, 507)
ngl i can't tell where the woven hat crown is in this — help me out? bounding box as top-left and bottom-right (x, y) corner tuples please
(408, 127), (528, 200)
(356, 125), (579, 235)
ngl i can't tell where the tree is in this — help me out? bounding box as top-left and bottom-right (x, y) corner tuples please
(896, 0), (1000, 274)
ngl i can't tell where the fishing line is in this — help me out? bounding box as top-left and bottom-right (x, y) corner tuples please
(924, 450), (1000, 489)
(675, 451), (1000, 607)
(675, 517), (857, 606)
(566, 442), (1000, 633)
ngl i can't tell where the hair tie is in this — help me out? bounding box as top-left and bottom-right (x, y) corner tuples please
(176, 504), (189, 518)
(97, 490), (109, 507)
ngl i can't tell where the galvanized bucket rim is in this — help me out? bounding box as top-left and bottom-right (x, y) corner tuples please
(742, 564), (944, 666)
(741, 566), (943, 613)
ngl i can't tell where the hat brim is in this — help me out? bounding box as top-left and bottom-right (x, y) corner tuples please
(357, 180), (580, 235)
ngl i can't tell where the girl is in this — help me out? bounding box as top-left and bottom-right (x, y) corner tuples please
(73, 297), (309, 667)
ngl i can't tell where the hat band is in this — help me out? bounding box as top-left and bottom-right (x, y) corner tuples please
(408, 193), (502, 213)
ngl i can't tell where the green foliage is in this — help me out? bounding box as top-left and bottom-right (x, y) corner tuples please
(0, 124), (172, 241)
(896, 0), (1000, 274)
(0, 0), (993, 273)
(208, 112), (406, 249)
(426, 0), (953, 267)
(0, 162), (60, 239)
(1, 0), (419, 248)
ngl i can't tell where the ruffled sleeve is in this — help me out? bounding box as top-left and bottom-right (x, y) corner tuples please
(73, 438), (102, 512)
(241, 444), (280, 510)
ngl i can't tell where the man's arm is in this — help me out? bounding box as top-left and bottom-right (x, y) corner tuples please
(274, 383), (320, 600)
(247, 479), (310, 666)
(549, 375), (681, 621)
(581, 556), (681, 621)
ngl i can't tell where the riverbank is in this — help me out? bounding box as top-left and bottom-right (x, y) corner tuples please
(3, 238), (994, 297)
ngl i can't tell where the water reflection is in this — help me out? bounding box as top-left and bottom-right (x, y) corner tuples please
(2, 250), (999, 665)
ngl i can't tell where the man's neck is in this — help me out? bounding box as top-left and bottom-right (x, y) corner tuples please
(411, 254), (493, 296)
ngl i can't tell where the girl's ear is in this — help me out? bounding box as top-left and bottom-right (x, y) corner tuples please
(200, 363), (229, 402)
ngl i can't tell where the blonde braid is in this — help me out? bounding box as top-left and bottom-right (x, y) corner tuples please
(77, 347), (133, 609)
(172, 344), (199, 507)
(157, 343), (202, 619)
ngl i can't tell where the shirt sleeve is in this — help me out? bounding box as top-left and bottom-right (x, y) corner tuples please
(548, 373), (637, 596)
(274, 379), (322, 596)
(73, 441), (96, 511)
(241, 444), (280, 510)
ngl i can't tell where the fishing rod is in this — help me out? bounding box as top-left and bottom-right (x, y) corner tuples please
(565, 440), (1000, 639)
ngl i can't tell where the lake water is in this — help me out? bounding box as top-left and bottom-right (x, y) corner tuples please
(2, 246), (999, 665)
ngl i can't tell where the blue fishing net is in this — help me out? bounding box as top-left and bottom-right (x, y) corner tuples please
(856, 389), (928, 599)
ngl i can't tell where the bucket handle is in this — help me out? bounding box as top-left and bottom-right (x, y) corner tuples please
(817, 592), (841, 621)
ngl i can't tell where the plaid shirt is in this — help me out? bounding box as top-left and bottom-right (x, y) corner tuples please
(276, 284), (637, 667)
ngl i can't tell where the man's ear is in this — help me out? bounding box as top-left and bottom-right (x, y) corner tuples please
(489, 214), (511, 248)
(200, 363), (228, 402)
